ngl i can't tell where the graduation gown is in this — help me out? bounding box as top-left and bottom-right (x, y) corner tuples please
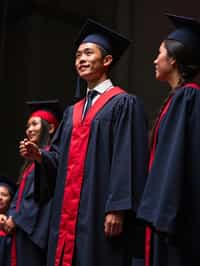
(137, 83), (200, 266)
(8, 158), (52, 266)
(0, 231), (11, 266)
(35, 86), (149, 266)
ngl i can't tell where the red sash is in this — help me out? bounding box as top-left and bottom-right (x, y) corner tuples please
(10, 163), (34, 266)
(0, 230), (6, 237)
(145, 83), (200, 266)
(55, 87), (125, 266)
(10, 146), (49, 266)
(16, 164), (35, 211)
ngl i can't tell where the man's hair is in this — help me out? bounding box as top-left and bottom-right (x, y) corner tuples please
(96, 44), (113, 72)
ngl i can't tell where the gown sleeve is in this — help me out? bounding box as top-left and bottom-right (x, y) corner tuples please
(105, 94), (149, 214)
(34, 107), (72, 204)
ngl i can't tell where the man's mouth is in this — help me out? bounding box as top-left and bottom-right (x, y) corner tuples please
(79, 65), (89, 71)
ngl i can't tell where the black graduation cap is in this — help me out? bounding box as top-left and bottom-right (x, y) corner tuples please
(74, 18), (131, 100)
(166, 13), (200, 59)
(75, 18), (131, 63)
(26, 99), (62, 128)
(0, 175), (17, 197)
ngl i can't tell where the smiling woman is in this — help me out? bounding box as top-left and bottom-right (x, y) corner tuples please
(5, 99), (63, 266)
(153, 42), (176, 83)
(26, 116), (43, 145)
(137, 13), (200, 266)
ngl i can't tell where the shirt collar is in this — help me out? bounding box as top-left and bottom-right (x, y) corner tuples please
(86, 79), (113, 95)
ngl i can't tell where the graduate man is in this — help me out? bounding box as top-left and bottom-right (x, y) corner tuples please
(19, 18), (148, 266)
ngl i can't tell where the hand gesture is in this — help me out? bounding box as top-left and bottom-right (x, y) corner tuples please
(19, 138), (42, 163)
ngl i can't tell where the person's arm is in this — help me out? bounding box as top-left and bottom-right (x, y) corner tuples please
(104, 94), (148, 237)
(34, 109), (71, 204)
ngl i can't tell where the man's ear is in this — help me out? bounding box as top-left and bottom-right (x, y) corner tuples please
(103, 55), (113, 67)
(48, 123), (55, 135)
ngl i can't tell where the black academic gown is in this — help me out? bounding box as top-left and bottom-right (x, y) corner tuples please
(137, 83), (200, 266)
(8, 161), (52, 266)
(35, 88), (148, 266)
(0, 231), (11, 266)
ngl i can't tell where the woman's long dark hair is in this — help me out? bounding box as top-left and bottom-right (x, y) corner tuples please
(149, 39), (200, 148)
(17, 119), (53, 184)
(164, 39), (200, 86)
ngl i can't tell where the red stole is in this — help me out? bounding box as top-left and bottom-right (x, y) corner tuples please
(145, 83), (200, 266)
(10, 163), (34, 266)
(55, 87), (125, 266)
(10, 146), (49, 266)
(0, 230), (6, 237)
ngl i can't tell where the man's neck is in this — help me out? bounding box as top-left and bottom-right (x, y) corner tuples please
(87, 74), (108, 90)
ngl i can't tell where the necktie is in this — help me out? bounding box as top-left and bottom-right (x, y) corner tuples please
(82, 90), (98, 119)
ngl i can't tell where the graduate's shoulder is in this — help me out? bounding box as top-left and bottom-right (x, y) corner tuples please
(175, 83), (200, 100)
(169, 83), (200, 114)
(61, 104), (74, 120)
(111, 86), (142, 106)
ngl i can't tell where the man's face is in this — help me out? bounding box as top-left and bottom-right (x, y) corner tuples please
(75, 42), (108, 82)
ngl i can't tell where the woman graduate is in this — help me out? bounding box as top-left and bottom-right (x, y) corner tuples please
(0, 176), (16, 266)
(4, 100), (62, 266)
(137, 13), (200, 266)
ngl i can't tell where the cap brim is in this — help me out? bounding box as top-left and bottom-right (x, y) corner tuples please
(26, 99), (62, 121)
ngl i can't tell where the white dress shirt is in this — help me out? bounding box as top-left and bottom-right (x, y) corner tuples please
(82, 79), (114, 117)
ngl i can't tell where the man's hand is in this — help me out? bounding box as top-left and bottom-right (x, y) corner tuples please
(19, 138), (42, 163)
(104, 211), (124, 237)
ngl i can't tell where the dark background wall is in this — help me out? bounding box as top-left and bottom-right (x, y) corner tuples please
(0, 0), (200, 180)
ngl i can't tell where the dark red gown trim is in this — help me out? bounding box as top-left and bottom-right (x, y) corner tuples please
(145, 83), (200, 266)
(10, 146), (49, 266)
(10, 163), (34, 266)
(0, 230), (6, 237)
(54, 87), (125, 266)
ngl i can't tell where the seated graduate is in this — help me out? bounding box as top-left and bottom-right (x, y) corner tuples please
(0, 175), (16, 266)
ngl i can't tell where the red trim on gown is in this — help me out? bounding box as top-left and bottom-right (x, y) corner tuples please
(10, 163), (34, 266)
(10, 147), (49, 266)
(145, 83), (200, 266)
(54, 87), (125, 266)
